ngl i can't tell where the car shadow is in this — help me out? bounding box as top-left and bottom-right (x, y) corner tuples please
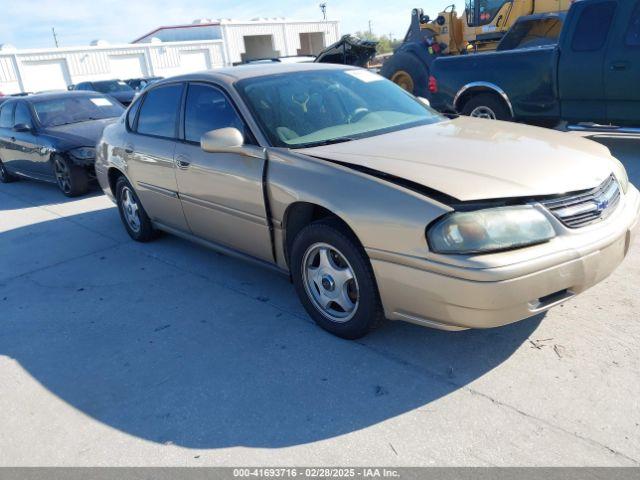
(0, 206), (544, 449)
(0, 178), (103, 211)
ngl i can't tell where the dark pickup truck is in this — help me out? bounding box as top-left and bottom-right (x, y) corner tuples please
(429, 0), (640, 130)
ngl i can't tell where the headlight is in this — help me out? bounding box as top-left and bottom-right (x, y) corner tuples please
(69, 147), (96, 160)
(427, 205), (556, 254)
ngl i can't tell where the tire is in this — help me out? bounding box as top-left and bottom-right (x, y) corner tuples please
(380, 51), (429, 96)
(290, 220), (385, 340)
(115, 176), (157, 242)
(53, 156), (89, 197)
(0, 158), (17, 183)
(461, 93), (513, 121)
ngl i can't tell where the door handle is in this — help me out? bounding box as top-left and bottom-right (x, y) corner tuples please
(610, 61), (629, 71)
(175, 155), (191, 169)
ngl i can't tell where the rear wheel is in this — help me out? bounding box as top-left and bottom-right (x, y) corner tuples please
(0, 159), (17, 183)
(53, 156), (89, 197)
(115, 176), (157, 242)
(380, 51), (429, 96)
(461, 93), (513, 121)
(291, 221), (385, 339)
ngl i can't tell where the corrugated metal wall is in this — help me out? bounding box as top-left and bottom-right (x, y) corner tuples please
(0, 20), (341, 94)
(0, 41), (225, 94)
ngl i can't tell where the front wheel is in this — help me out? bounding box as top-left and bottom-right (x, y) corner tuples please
(53, 156), (89, 197)
(291, 221), (385, 339)
(0, 159), (17, 183)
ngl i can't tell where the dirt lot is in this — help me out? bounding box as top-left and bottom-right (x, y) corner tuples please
(0, 135), (638, 466)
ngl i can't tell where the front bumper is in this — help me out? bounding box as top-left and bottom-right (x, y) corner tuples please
(369, 185), (640, 331)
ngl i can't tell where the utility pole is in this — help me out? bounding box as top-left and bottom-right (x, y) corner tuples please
(368, 20), (373, 36)
(319, 3), (327, 21)
(51, 27), (59, 48)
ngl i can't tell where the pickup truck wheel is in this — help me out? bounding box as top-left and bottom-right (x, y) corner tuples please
(461, 93), (512, 121)
(115, 176), (157, 242)
(380, 52), (429, 96)
(291, 221), (385, 340)
(0, 159), (17, 183)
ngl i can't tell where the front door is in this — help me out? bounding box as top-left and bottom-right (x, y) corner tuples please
(11, 101), (52, 180)
(174, 82), (273, 262)
(125, 83), (189, 232)
(558, 0), (617, 124)
(605, 1), (640, 126)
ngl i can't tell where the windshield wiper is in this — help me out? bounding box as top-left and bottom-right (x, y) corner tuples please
(300, 136), (359, 148)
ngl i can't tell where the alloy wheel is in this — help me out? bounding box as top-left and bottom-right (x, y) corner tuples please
(121, 187), (141, 233)
(302, 242), (360, 323)
(469, 106), (497, 120)
(54, 158), (72, 193)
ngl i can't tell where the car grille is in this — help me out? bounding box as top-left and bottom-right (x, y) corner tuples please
(541, 175), (621, 229)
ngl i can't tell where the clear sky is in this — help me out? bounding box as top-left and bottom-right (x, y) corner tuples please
(1, 1), (467, 50)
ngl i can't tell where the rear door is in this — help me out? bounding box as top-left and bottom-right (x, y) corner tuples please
(558, 0), (617, 123)
(124, 83), (190, 232)
(604, 1), (640, 125)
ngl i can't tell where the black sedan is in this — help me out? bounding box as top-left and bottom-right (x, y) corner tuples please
(0, 91), (124, 196)
(73, 80), (138, 106)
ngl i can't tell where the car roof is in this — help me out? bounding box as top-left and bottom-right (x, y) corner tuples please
(153, 62), (357, 87)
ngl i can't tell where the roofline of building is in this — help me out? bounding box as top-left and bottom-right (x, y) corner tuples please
(131, 18), (339, 44)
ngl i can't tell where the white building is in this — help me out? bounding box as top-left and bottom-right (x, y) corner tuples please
(0, 18), (340, 94)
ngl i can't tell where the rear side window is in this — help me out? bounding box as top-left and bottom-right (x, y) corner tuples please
(627, 2), (640, 46)
(136, 84), (183, 139)
(184, 84), (246, 143)
(14, 102), (33, 128)
(572, 1), (617, 52)
(0, 103), (15, 128)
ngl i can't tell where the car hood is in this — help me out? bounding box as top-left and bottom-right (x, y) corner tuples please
(299, 117), (616, 202)
(43, 117), (119, 148)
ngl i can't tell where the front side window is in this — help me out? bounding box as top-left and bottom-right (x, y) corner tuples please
(33, 95), (124, 128)
(237, 69), (444, 149)
(136, 84), (183, 138)
(184, 84), (246, 143)
(14, 102), (34, 128)
(626, 2), (640, 46)
(0, 103), (14, 128)
(498, 17), (563, 51)
(572, 1), (617, 52)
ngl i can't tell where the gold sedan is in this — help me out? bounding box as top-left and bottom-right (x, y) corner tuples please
(96, 63), (639, 339)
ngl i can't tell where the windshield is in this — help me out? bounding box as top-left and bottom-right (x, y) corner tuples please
(93, 81), (134, 94)
(33, 96), (125, 127)
(237, 69), (445, 148)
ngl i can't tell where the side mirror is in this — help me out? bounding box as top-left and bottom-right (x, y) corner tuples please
(13, 123), (32, 133)
(201, 127), (245, 153)
(417, 97), (431, 107)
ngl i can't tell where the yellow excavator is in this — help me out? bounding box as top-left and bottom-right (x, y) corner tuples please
(380, 0), (574, 95)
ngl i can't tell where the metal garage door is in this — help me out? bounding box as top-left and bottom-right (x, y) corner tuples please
(179, 50), (210, 73)
(108, 54), (148, 79)
(21, 59), (71, 93)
